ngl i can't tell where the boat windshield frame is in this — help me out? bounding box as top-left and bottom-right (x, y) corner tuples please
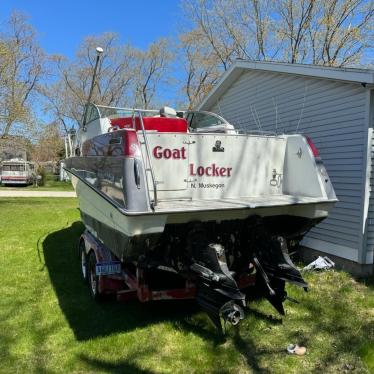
(184, 110), (231, 131)
(94, 104), (159, 121)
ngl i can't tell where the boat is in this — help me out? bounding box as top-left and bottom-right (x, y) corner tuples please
(64, 48), (337, 329)
(64, 102), (337, 327)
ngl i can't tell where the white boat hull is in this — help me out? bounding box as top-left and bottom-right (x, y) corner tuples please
(71, 173), (335, 261)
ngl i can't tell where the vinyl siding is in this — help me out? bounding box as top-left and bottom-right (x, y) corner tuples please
(204, 69), (367, 261)
(366, 91), (374, 264)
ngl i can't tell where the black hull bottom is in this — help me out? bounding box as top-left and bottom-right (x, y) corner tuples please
(81, 209), (323, 261)
(81, 211), (321, 330)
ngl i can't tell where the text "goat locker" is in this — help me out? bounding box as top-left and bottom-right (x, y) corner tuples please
(153, 146), (233, 177)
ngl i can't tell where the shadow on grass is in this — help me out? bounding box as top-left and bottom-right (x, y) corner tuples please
(42, 221), (200, 341)
(42, 222), (270, 373)
(232, 329), (272, 374)
(79, 354), (156, 374)
(43, 222), (373, 373)
(245, 306), (283, 325)
(356, 274), (374, 290)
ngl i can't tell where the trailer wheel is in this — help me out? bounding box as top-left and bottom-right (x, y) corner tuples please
(79, 240), (88, 282)
(87, 251), (101, 300)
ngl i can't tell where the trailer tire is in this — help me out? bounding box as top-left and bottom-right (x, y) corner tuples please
(87, 250), (102, 301)
(79, 239), (88, 283)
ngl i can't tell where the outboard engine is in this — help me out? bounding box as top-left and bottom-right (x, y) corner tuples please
(185, 226), (244, 331)
(182, 218), (307, 332)
(246, 217), (308, 315)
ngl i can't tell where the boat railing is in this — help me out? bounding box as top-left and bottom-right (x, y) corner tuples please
(131, 110), (158, 209)
(236, 129), (278, 136)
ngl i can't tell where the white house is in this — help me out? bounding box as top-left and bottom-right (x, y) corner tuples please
(198, 60), (374, 275)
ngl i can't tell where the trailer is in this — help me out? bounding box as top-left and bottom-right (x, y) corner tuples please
(79, 230), (257, 325)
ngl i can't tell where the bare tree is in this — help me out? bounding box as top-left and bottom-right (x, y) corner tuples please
(0, 41), (10, 81)
(43, 34), (172, 130)
(133, 38), (173, 108)
(182, 0), (374, 67)
(42, 33), (136, 132)
(182, 0), (275, 70)
(308, 0), (374, 66)
(0, 12), (45, 138)
(179, 28), (221, 109)
(31, 122), (64, 165)
(183, 0), (242, 70)
(276, 0), (374, 66)
(276, 0), (316, 63)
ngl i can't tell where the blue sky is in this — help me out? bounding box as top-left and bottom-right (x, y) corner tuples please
(1, 1), (186, 114)
(0, 0), (182, 57)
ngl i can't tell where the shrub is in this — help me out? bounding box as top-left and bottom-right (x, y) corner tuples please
(36, 166), (46, 186)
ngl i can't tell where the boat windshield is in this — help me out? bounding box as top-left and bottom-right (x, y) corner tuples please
(96, 105), (159, 120)
(85, 104), (100, 124)
(185, 111), (230, 131)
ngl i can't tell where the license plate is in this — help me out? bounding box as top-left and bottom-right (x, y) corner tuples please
(96, 261), (121, 276)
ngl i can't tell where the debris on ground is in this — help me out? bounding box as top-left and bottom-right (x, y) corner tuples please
(342, 363), (355, 372)
(287, 344), (307, 356)
(303, 256), (335, 271)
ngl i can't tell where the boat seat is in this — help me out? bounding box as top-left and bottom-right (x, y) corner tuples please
(110, 116), (188, 133)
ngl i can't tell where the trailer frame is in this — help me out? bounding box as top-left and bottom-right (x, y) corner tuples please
(79, 229), (256, 304)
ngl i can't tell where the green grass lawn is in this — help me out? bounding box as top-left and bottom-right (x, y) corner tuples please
(0, 174), (74, 191)
(0, 198), (373, 373)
